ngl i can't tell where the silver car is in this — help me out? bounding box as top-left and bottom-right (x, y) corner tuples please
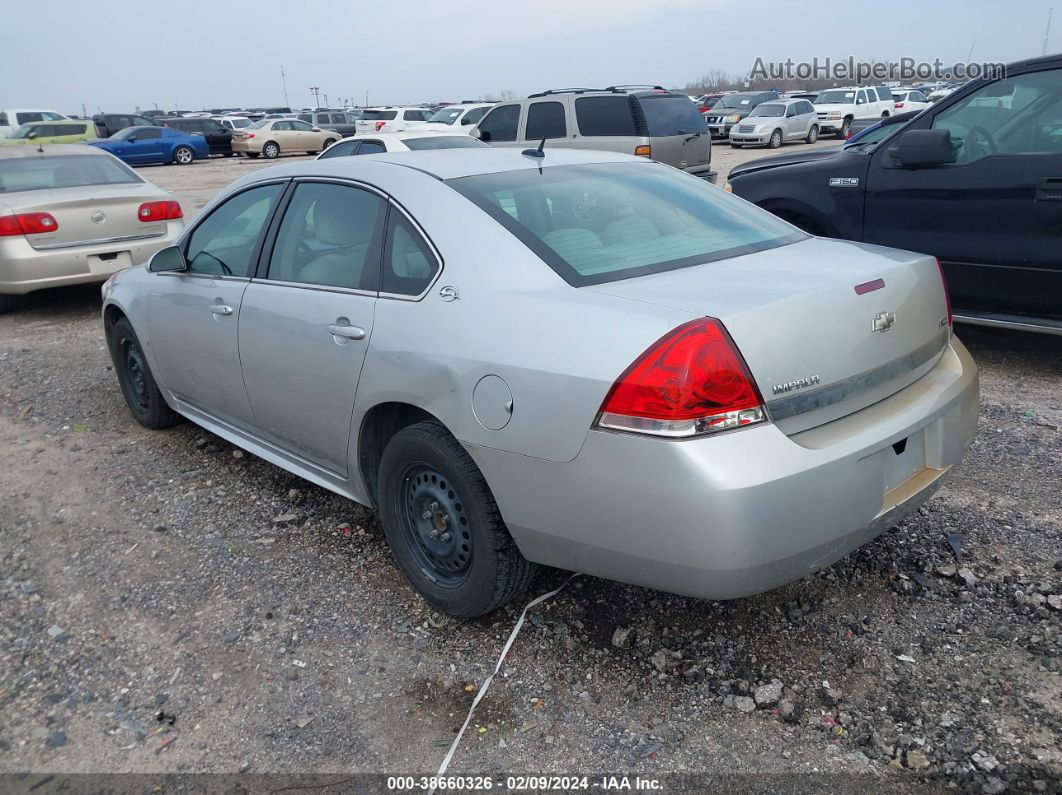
(101, 149), (979, 617)
(729, 99), (819, 148)
(1, 144), (184, 312)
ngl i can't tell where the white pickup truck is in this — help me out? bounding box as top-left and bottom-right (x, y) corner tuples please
(813, 86), (895, 138)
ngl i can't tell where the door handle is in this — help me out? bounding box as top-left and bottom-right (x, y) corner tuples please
(209, 304), (233, 315)
(327, 323), (365, 340)
(1035, 178), (1062, 201)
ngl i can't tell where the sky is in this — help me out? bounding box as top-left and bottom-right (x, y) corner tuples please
(3, 0), (1057, 113)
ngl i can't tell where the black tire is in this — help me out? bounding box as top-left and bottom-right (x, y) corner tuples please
(768, 129), (783, 149)
(322, 138), (336, 150)
(262, 142), (280, 159)
(882, 110), (890, 118)
(107, 317), (181, 430)
(0, 293), (22, 314)
(173, 146), (195, 165)
(836, 118), (852, 139)
(245, 152), (260, 159)
(224, 151), (235, 157)
(377, 421), (535, 617)
(805, 124), (819, 144)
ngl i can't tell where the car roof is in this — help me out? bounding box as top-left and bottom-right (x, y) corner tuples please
(245, 147), (647, 184)
(0, 143), (110, 160)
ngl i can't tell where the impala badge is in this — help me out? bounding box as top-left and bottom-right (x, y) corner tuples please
(772, 375), (821, 396)
(872, 311), (897, 332)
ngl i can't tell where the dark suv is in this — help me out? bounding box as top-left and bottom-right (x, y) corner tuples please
(474, 86), (715, 182)
(158, 117), (234, 156)
(702, 91), (780, 138)
(728, 54), (1062, 333)
(93, 113), (156, 138)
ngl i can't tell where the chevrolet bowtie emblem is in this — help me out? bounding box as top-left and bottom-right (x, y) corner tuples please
(872, 311), (897, 332)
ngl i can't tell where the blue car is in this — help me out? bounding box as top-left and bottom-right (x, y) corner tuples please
(90, 125), (209, 166)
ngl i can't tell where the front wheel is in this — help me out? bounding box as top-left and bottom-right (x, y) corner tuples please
(767, 129), (783, 149)
(173, 146), (194, 165)
(107, 317), (181, 430)
(262, 142), (280, 159)
(377, 421), (535, 617)
(806, 124), (819, 144)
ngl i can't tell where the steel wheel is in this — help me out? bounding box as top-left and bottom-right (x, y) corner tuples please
(263, 142), (280, 159)
(401, 464), (473, 586)
(122, 338), (150, 413)
(806, 125), (819, 144)
(174, 146), (194, 165)
(768, 129), (783, 149)
(108, 317), (181, 430)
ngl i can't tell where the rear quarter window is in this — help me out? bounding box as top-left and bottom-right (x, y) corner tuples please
(574, 96), (636, 136)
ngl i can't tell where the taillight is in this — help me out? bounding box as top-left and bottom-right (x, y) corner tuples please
(246, 133), (255, 139)
(935, 257), (953, 331)
(895, 102), (904, 108)
(634, 145), (652, 157)
(138, 201), (183, 222)
(596, 317), (766, 438)
(375, 121), (386, 131)
(0, 212), (59, 237)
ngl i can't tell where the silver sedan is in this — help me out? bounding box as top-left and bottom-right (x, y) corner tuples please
(101, 149), (979, 616)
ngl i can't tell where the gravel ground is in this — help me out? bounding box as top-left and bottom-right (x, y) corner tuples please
(0, 144), (1059, 793)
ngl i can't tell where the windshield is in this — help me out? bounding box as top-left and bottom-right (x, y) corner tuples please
(229, 118), (251, 128)
(816, 90), (856, 104)
(447, 162), (803, 287)
(720, 95), (755, 109)
(0, 154), (140, 193)
(701, 97), (721, 109)
(361, 110), (397, 120)
(248, 119), (270, 129)
(638, 95), (707, 136)
(749, 103), (785, 118)
(428, 107), (463, 125)
(401, 135), (488, 150)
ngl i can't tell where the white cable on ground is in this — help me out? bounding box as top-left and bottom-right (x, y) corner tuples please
(429, 575), (579, 794)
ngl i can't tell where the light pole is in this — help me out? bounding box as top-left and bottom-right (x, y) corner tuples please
(1044, 7), (1054, 56)
(309, 86), (321, 108)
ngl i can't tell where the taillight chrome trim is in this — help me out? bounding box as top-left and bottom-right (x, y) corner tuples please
(596, 406), (767, 438)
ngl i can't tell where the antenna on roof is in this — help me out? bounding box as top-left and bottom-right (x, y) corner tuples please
(521, 136), (546, 158)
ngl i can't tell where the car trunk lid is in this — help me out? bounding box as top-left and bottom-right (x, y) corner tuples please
(587, 236), (951, 434)
(2, 183), (168, 250)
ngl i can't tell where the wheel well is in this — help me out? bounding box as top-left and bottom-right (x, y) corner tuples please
(358, 402), (439, 505)
(103, 304), (126, 336)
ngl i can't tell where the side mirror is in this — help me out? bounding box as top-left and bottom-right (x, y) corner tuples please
(127, 136), (138, 143)
(312, 127), (321, 132)
(890, 128), (955, 167)
(476, 129), (491, 142)
(148, 245), (187, 273)
(27, 131), (38, 140)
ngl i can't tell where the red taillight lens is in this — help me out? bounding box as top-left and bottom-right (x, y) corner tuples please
(375, 121), (386, 131)
(895, 102), (904, 108)
(0, 212), (59, 237)
(137, 201), (183, 222)
(596, 317), (766, 438)
(246, 133), (255, 139)
(935, 257), (953, 330)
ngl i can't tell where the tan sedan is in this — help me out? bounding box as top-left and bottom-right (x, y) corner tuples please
(232, 119), (338, 159)
(0, 144), (184, 312)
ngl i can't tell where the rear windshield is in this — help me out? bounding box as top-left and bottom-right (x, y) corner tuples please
(362, 110), (397, 120)
(637, 95), (707, 136)
(447, 162), (802, 287)
(400, 136), (487, 150)
(0, 154), (140, 193)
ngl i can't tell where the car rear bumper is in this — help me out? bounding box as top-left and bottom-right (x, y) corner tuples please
(231, 139), (261, 153)
(0, 223), (183, 295)
(467, 336), (979, 600)
(682, 164), (717, 184)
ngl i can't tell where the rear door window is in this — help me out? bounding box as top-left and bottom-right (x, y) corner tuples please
(318, 140), (360, 158)
(16, 112), (44, 124)
(358, 141), (386, 154)
(525, 101), (567, 140)
(574, 96), (636, 136)
(478, 104), (520, 142)
(403, 110), (427, 121)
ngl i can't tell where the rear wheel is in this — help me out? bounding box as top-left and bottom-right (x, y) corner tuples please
(377, 421), (535, 617)
(806, 124), (819, 144)
(0, 293), (22, 314)
(107, 317), (181, 430)
(768, 129), (783, 149)
(322, 138), (336, 151)
(262, 141), (280, 159)
(173, 146), (194, 165)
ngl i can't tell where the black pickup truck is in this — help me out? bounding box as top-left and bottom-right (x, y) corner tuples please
(728, 54), (1062, 335)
